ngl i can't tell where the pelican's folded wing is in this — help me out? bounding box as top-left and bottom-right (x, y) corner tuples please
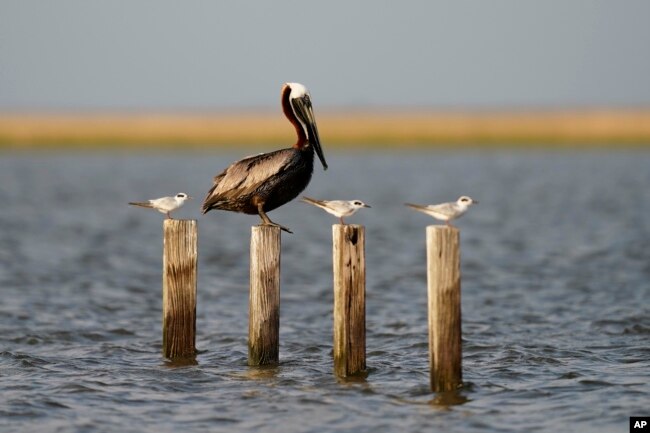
(203, 149), (293, 209)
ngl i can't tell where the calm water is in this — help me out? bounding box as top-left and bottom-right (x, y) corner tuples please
(1, 150), (649, 433)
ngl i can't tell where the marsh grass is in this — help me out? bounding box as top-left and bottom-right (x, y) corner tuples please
(1, 110), (649, 150)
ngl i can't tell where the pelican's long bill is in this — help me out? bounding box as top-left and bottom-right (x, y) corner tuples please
(292, 94), (328, 170)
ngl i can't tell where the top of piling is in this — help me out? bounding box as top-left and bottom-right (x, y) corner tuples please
(427, 225), (459, 233)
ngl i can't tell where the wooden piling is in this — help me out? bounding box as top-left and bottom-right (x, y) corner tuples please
(162, 219), (198, 359)
(427, 225), (462, 392)
(332, 224), (366, 377)
(248, 225), (281, 366)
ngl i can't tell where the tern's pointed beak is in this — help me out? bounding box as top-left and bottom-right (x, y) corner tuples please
(364, 204), (371, 208)
(473, 200), (479, 204)
(293, 96), (328, 170)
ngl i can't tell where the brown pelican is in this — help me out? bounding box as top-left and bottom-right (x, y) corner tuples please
(201, 82), (327, 233)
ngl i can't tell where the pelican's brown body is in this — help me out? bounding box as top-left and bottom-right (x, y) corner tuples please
(201, 83), (327, 232)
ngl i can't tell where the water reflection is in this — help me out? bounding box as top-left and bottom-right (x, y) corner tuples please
(242, 364), (280, 381)
(163, 356), (198, 368)
(335, 371), (369, 384)
(428, 390), (471, 407)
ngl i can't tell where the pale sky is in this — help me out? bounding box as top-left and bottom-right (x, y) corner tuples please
(1, 0), (649, 110)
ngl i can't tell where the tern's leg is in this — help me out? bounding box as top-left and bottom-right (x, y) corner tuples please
(339, 216), (345, 225)
(257, 203), (293, 234)
(166, 212), (173, 219)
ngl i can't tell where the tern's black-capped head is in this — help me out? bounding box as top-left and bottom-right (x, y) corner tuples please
(352, 200), (371, 209)
(457, 196), (477, 205)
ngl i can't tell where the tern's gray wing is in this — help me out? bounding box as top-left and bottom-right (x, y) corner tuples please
(405, 203), (430, 212)
(302, 196), (328, 207)
(302, 197), (340, 216)
(428, 202), (457, 216)
(151, 196), (177, 211)
(333, 201), (358, 216)
(128, 201), (154, 208)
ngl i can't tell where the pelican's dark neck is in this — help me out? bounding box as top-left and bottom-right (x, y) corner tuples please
(281, 85), (308, 149)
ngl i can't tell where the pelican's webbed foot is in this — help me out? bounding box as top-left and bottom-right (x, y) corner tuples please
(257, 203), (293, 234)
(261, 221), (293, 234)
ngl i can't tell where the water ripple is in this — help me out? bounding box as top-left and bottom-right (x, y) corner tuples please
(0, 152), (649, 433)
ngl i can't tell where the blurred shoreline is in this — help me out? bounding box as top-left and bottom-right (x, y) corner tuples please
(1, 109), (649, 149)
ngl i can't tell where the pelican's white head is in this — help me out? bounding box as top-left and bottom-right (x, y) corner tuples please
(286, 82), (309, 99)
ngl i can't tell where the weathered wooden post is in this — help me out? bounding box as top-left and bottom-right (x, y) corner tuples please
(427, 225), (462, 392)
(333, 224), (366, 377)
(162, 219), (198, 359)
(249, 225), (281, 366)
